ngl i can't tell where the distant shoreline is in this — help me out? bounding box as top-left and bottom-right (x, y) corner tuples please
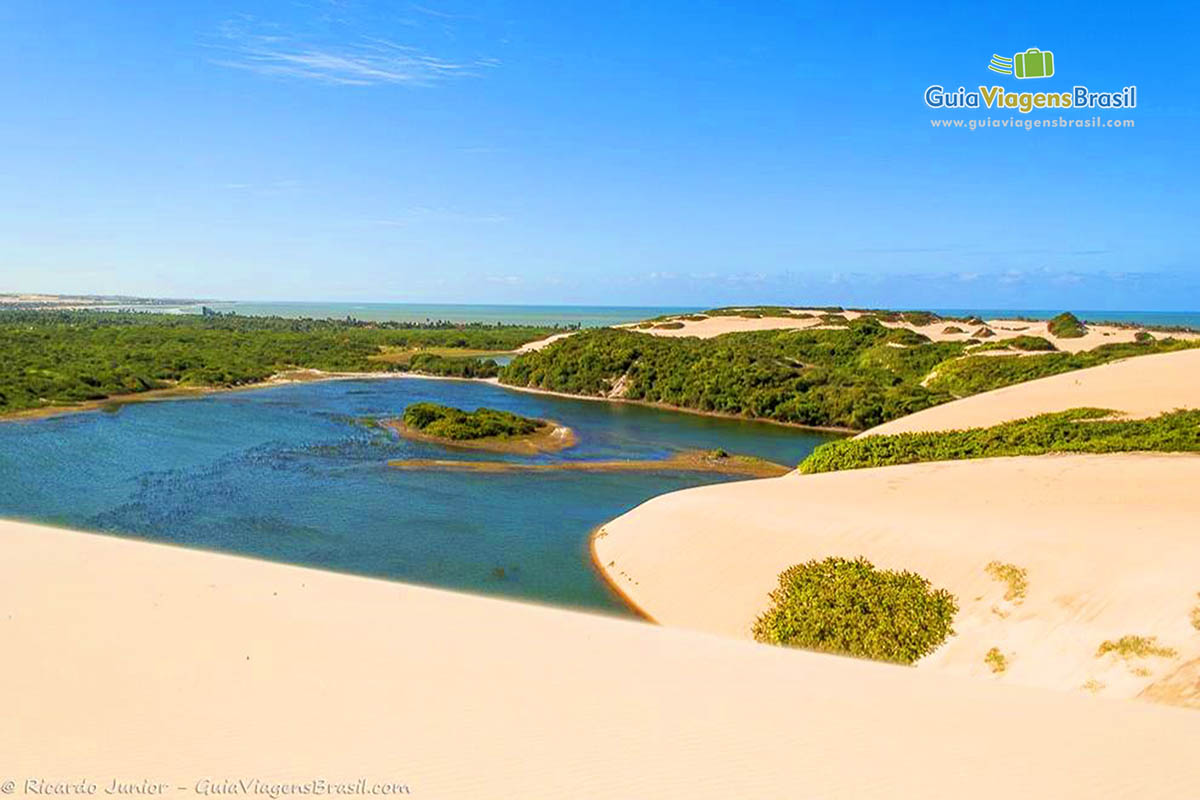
(0, 369), (854, 434)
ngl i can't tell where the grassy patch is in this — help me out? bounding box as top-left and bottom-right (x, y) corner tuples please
(984, 647), (1008, 674)
(985, 561), (1029, 602)
(972, 335), (1057, 353)
(798, 408), (1200, 473)
(1095, 635), (1177, 660)
(752, 556), (958, 665)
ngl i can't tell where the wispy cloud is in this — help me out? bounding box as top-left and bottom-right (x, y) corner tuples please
(210, 15), (497, 87)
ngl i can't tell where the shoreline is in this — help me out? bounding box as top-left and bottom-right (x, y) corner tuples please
(488, 378), (856, 434)
(589, 524), (658, 624)
(387, 450), (791, 477)
(0, 368), (856, 435)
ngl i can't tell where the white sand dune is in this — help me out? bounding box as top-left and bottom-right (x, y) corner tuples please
(597, 453), (1200, 705)
(621, 310), (1198, 353)
(515, 331), (576, 352)
(865, 347), (1200, 436)
(3, 520), (1200, 798)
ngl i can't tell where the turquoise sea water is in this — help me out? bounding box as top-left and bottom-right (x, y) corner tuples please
(150, 302), (1200, 330)
(184, 302), (702, 327)
(0, 379), (836, 614)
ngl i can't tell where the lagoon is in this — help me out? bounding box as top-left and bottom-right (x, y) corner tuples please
(0, 378), (835, 614)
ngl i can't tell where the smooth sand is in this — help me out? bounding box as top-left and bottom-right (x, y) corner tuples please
(4, 519), (1200, 798)
(622, 310), (1199, 353)
(596, 453), (1200, 705)
(864, 347), (1200, 436)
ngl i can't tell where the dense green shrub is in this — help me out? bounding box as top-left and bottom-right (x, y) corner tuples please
(979, 335), (1057, 352)
(752, 556), (958, 664)
(401, 402), (541, 440)
(0, 311), (554, 413)
(1048, 311), (1087, 338)
(407, 353), (500, 378)
(798, 408), (1200, 473)
(501, 319), (964, 429)
(925, 337), (1199, 397)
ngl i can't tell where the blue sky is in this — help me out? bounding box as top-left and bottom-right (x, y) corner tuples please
(1, 1), (1197, 308)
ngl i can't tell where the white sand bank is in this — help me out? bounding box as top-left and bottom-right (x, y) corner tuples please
(596, 453), (1200, 705)
(4, 519), (1200, 797)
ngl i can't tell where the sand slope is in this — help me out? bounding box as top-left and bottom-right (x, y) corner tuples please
(596, 453), (1200, 704)
(621, 310), (1198, 352)
(3, 520), (1200, 798)
(864, 347), (1200, 436)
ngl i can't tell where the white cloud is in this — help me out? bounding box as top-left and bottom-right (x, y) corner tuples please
(210, 16), (497, 87)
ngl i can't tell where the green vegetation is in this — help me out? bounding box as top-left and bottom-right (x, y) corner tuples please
(405, 353), (501, 378)
(401, 402), (542, 441)
(925, 336), (1199, 398)
(972, 335), (1056, 352)
(704, 306), (814, 319)
(1095, 635), (1177, 660)
(798, 408), (1200, 473)
(0, 310), (556, 414)
(501, 318), (964, 429)
(985, 561), (1029, 602)
(1048, 311), (1087, 338)
(752, 556), (958, 665)
(984, 647), (1009, 674)
(942, 325), (965, 335)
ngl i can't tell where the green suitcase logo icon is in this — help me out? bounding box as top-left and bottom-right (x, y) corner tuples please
(1013, 48), (1054, 79)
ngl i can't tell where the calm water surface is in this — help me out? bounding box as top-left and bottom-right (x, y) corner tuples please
(0, 379), (836, 614)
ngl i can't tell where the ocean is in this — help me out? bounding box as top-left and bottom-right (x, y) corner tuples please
(149, 302), (1200, 330)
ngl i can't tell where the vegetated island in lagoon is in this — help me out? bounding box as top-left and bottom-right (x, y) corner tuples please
(382, 402), (578, 454)
(383, 403), (790, 476)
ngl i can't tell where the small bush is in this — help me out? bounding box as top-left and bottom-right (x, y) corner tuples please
(942, 325), (965, 335)
(653, 321), (686, 329)
(974, 326), (996, 338)
(752, 556), (958, 665)
(1047, 312), (1087, 338)
(984, 647), (1008, 673)
(1095, 635), (1177, 660)
(985, 561), (1028, 602)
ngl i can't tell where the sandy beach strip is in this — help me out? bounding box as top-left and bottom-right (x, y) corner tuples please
(596, 453), (1200, 704)
(3, 519), (1200, 798)
(863, 347), (1200, 436)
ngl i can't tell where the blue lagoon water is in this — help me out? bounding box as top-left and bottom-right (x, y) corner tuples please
(0, 379), (836, 614)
